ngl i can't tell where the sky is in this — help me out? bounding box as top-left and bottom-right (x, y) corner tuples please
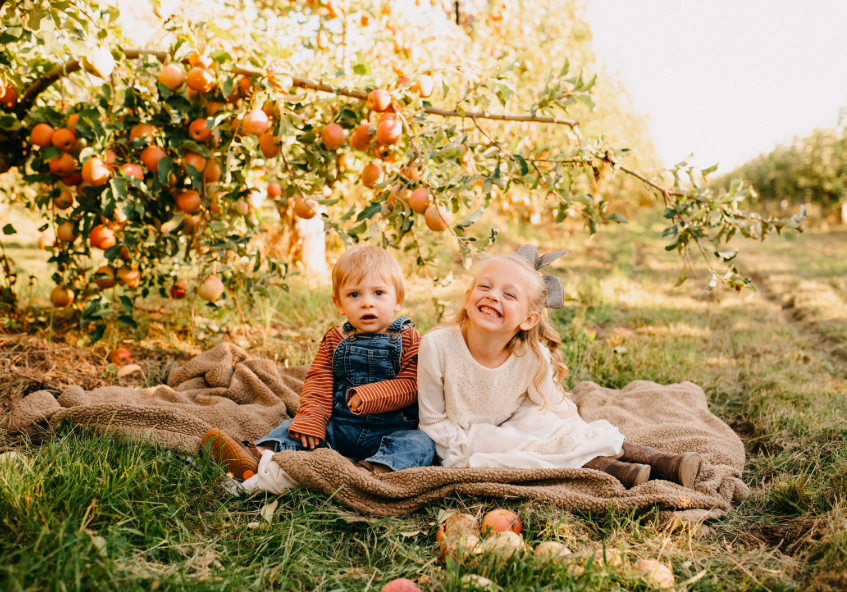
(586, 1), (847, 172)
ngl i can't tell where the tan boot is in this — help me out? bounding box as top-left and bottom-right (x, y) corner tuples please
(202, 428), (261, 480)
(584, 456), (651, 489)
(620, 441), (701, 488)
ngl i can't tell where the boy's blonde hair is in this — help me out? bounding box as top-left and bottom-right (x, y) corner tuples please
(332, 245), (405, 303)
(450, 255), (568, 407)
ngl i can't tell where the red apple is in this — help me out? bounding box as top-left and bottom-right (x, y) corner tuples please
(170, 279), (187, 299)
(480, 509), (522, 536)
(109, 348), (132, 366)
(380, 578), (422, 592)
(197, 274), (225, 302)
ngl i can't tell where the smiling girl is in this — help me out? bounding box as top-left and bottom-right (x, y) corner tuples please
(417, 246), (702, 489)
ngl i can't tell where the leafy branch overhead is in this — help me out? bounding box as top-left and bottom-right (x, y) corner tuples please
(0, 0), (803, 340)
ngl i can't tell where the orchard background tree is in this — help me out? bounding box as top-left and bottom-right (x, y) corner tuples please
(715, 125), (847, 222)
(0, 0), (806, 343)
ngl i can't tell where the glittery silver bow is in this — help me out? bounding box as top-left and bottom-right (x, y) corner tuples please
(513, 244), (570, 309)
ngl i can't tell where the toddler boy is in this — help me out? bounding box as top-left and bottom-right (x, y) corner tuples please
(203, 245), (435, 491)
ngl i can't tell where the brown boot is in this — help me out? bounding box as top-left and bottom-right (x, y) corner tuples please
(620, 441), (701, 488)
(584, 456), (651, 489)
(202, 428), (261, 480)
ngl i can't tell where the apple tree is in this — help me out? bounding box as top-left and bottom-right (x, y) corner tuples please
(0, 0), (806, 342)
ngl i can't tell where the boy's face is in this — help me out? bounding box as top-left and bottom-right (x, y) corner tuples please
(333, 271), (402, 333)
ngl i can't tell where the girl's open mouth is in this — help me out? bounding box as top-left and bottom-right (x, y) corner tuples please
(478, 305), (501, 318)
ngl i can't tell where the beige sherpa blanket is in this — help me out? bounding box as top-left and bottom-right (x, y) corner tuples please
(8, 343), (749, 518)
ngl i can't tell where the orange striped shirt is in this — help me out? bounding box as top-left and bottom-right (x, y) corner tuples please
(288, 325), (421, 441)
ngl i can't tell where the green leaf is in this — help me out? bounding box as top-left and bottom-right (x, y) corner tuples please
(184, 163), (204, 190)
(82, 298), (112, 325)
(662, 224), (679, 238)
(2, 224), (16, 235)
(513, 155), (529, 176)
(356, 201), (382, 222)
(110, 177), (128, 200)
(603, 213), (628, 224)
(456, 205), (484, 228)
(555, 208), (568, 223)
(348, 221), (368, 236)
(119, 295), (134, 315)
(118, 315), (138, 331)
(178, 140), (212, 158)
(157, 157), (174, 186)
(222, 77), (234, 99)
(0, 113), (22, 131)
(575, 93), (596, 111)
(104, 244), (122, 260)
(701, 163), (719, 176)
(88, 324), (106, 345)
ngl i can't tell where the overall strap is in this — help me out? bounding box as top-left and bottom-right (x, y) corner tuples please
(388, 316), (414, 333)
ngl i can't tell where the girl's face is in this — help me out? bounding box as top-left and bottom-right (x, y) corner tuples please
(463, 260), (540, 337)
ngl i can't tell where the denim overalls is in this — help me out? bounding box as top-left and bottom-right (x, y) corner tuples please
(256, 317), (435, 471)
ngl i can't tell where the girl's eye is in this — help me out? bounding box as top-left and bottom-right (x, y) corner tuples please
(505, 293), (516, 299)
(375, 290), (385, 296)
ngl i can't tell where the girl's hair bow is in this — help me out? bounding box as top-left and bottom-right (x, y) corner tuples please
(513, 244), (570, 309)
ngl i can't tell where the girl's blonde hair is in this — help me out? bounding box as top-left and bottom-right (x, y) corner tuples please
(450, 255), (568, 407)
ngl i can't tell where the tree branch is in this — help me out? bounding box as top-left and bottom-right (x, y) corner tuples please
(17, 48), (580, 128)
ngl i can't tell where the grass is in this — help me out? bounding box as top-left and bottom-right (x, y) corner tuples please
(2, 208), (847, 590)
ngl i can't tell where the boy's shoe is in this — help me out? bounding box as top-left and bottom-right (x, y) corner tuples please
(619, 442), (702, 489)
(585, 457), (651, 489)
(202, 428), (261, 480)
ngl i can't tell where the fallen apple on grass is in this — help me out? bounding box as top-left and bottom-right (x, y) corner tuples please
(380, 578), (422, 592)
(534, 541), (571, 561)
(109, 348), (132, 366)
(480, 509), (523, 536)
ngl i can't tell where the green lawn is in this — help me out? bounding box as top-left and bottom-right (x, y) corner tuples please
(2, 212), (846, 591)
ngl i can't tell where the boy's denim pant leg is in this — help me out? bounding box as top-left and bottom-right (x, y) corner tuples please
(255, 417), (435, 471)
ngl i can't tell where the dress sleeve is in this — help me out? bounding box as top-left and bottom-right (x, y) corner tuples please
(416, 333), (470, 467)
(288, 329), (339, 441)
(526, 346), (577, 419)
(352, 327), (421, 414)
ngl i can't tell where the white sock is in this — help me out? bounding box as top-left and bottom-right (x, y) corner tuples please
(241, 449), (300, 494)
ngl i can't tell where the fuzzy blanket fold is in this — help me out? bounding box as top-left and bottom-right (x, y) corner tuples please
(8, 343), (749, 518)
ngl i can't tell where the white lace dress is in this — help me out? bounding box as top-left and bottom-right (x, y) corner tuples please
(417, 326), (625, 468)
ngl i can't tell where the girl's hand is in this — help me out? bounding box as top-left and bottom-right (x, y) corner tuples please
(348, 392), (364, 413)
(289, 430), (322, 449)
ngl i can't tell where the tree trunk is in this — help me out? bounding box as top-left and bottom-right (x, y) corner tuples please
(292, 214), (330, 283)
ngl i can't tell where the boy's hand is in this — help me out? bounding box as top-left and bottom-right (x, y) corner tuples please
(348, 391), (364, 413)
(288, 430), (322, 449)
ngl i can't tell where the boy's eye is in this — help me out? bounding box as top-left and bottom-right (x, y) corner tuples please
(348, 291), (359, 298)
(375, 290), (385, 296)
(505, 292), (516, 299)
